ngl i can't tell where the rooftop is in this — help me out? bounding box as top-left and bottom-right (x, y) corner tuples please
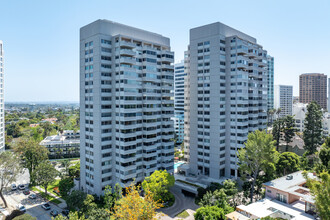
(236, 198), (314, 220)
(263, 171), (317, 203)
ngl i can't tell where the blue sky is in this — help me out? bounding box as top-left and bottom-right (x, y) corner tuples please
(1, 0), (329, 102)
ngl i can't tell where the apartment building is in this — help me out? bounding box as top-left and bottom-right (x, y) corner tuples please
(0, 41), (4, 152)
(172, 61), (186, 144)
(267, 55), (274, 111)
(80, 20), (174, 195)
(274, 85), (293, 118)
(299, 73), (327, 110)
(184, 22), (268, 179)
(40, 130), (80, 159)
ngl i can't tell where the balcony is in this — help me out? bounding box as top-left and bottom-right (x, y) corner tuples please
(119, 41), (136, 48)
(120, 49), (135, 56)
(120, 57), (136, 65)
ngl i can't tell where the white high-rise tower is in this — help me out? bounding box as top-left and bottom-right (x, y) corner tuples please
(80, 20), (174, 195)
(184, 22), (268, 179)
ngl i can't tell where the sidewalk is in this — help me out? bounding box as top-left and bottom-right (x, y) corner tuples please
(34, 186), (67, 209)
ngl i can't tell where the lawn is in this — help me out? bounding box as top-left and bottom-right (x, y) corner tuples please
(47, 178), (61, 192)
(31, 186), (62, 204)
(176, 210), (190, 219)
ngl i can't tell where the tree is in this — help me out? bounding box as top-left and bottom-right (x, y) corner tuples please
(272, 118), (284, 151)
(194, 206), (227, 220)
(319, 138), (330, 171)
(87, 208), (111, 220)
(304, 171), (330, 219)
(40, 121), (53, 138)
(59, 178), (74, 197)
(66, 190), (87, 211)
(198, 189), (231, 209)
(104, 183), (122, 210)
(32, 161), (58, 195)
(267, 109), (276, 126)
(283, 115), (296, 150)
(81, 194), (97, 216)
(61, 159), (71, 177)
(276, 152), (300, 176)
(54, 211), (85, 220)
(69, 162), (80, 178)
(222, 179), (239, 206)
(238, 130), (277, 203)
(111, 184), (162, 220)
(303, 101), (323, 155)
(14, 139), (48, 183)
(142, 170), (174, 204)
(0, 151), (23, 207)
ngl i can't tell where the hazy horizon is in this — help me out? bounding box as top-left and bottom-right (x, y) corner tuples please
(1, 0), (329, 102)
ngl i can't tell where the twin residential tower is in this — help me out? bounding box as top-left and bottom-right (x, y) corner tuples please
(80, 20), (272, 194)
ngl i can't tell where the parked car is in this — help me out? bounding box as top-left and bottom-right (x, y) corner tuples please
(16, 204), (26, 212)
(18, 184), (25, 190)
(11, 184), (17, 191)
(61, 209), (69, 216)
(28, 194), (36, 199)
(50, 210), (59, 217)
(41, 203), (51, 210)
(23, 189), (30, 195)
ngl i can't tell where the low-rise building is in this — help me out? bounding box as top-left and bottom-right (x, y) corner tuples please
(40, 130), (80, 159)
(41, 118), (58, 124)
(278, 134), (305, 156)
(226, 171), (317, 220)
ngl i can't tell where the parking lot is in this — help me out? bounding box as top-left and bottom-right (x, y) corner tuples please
(0, 169), (64, 219)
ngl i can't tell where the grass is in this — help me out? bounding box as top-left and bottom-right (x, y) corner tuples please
(176, 179), (200, 188)
(176, 210), (190, 219)
(47, 179), (61, 192)
(31, 186), (62, 205)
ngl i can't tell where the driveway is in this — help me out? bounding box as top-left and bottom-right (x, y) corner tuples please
(159, 185), (199, 218)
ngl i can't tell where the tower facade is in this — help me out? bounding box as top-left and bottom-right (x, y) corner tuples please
(274, 85), (293, 118)
(80, 20), (174, 195)
(172, 61), (186, 144)
(299, 73), (327, 110)
(184, 22), (268, 179)
(267, 55), (274, 111)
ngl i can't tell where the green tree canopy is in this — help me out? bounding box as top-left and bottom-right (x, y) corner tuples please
(303, 101), (323, 154)
(283, 115), (296, 149)
(59, 178), (74, 197)
(32, 161), (58, 195)
(194, 206), (227, 220)
(142, 170), (174, 204)
(319, 137), (330, 171)
(69, 162), (80, 179)
(304, 171), (330, 219)
(238, 130), (278, 203)
(276, 152), (300, 176)
(14, 138), (48, 183)
(66, 190), (87, 211)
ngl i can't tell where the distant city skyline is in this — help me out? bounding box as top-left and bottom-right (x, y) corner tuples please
(0, 0), (329, 101)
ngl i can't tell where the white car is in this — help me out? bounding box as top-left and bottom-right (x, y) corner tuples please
(16, 204), (26, 212)
(11, 184), (17, 191)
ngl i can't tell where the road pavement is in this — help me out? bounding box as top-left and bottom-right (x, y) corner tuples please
(160, 185), (199, 218)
